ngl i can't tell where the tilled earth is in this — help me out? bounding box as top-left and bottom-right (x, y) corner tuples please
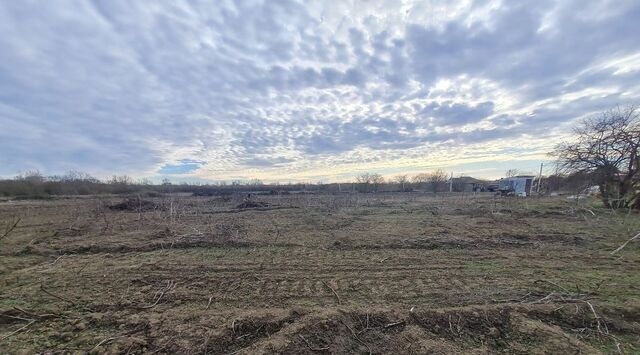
(1, 193), (639, 353)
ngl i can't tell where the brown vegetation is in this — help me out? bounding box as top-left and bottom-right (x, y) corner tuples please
(0, 192), (639, 353)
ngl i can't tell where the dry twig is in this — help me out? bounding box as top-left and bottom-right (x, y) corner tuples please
(580, 207), (596, 216)
(340, 319), (372, 355)
(299, 334), (329, 352)
(1, 217), (21, 240)
(12, 306), (57, 319)
(40, 284), (77, 305)
(1, 306), (61, 341)
(534, 279), (570, 293)
(611, 232), (640, 255)
(322, 281), (341, 304)
(90, 335), (126, 352)
(0, 319), (36, 341)
(384, 320), (405, 329)
(50, 254), (66, 266)
(141, 280), (176, 309)
(583, 301), (609, 335)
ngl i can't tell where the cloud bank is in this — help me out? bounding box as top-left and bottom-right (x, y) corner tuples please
(1, 0), (639, 181)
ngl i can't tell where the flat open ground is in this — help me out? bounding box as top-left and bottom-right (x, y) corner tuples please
(1, 193), (639, 354)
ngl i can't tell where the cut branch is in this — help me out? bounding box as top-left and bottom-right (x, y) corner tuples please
(0, 319), (36, 341)
(40, 284), (77, 305)
(611, 232), (640, 254)
(1, 217), (21, 240)
(322, 281), (341, 304)
(299, 334), (330, 352)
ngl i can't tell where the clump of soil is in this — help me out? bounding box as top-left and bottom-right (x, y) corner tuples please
(109, 197), (159, 212)
(274, 304), (616, 354)
(203, 313), (300, 354)
(235, 200), (270, 209)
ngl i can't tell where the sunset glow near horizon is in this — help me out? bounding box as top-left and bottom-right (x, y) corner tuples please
(1, 1), (640, 183)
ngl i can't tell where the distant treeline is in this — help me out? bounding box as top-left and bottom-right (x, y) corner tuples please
(0, 169), (591, 199)
(0, 171), (305, 198)
(0, 174), (405, 198)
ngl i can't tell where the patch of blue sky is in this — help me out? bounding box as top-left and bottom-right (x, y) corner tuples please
(158, 160), (203, 175)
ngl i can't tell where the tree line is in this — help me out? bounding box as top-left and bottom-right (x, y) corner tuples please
(0, 167), (598, 198)
(1, 104), (637, 208)
(354, 170), (449, 193)
(0, 169), (453, 197)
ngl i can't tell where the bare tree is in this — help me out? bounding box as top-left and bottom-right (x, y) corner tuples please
(16, 170), (44, 183)
(412, 173), (429, 190)
(356, 173), (372, 192)
(552, 105), (640, 209)
(63, 170), (97, 182)
(109, 175), (133, 185)
(370, 173), (384, 192)
(427, 169), (448, 194)
(356, 172), (383, 192)
(356, 173), (372, 184)
(505, 169), (520, 177)
(394, 174), (409, 191)
(138, 178), (153, 185)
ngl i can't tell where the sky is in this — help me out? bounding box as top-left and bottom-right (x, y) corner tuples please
(1, 0), (640, 183)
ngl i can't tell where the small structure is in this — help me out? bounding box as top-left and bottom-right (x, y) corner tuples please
(452, 176), (487, 192)
(498, 176), (535, 196)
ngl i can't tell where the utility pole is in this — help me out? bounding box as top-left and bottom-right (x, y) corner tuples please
(449, 172), (453, 193)
(536, 162), (544, 193)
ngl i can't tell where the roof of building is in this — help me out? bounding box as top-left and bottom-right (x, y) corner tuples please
(453, 176), (486, 184)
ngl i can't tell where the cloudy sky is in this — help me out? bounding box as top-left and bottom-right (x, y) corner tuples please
(1, 0), (639, 182)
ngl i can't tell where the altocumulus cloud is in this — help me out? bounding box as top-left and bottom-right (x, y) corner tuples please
(1, 0), (639, 181)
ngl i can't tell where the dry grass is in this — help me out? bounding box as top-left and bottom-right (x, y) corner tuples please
(1, 193), (639, 353)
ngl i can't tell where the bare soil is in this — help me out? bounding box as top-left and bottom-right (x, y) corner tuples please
(0, 193), (639, 353)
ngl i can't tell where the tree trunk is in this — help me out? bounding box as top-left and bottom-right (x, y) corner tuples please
(599, 183), (612, 208)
